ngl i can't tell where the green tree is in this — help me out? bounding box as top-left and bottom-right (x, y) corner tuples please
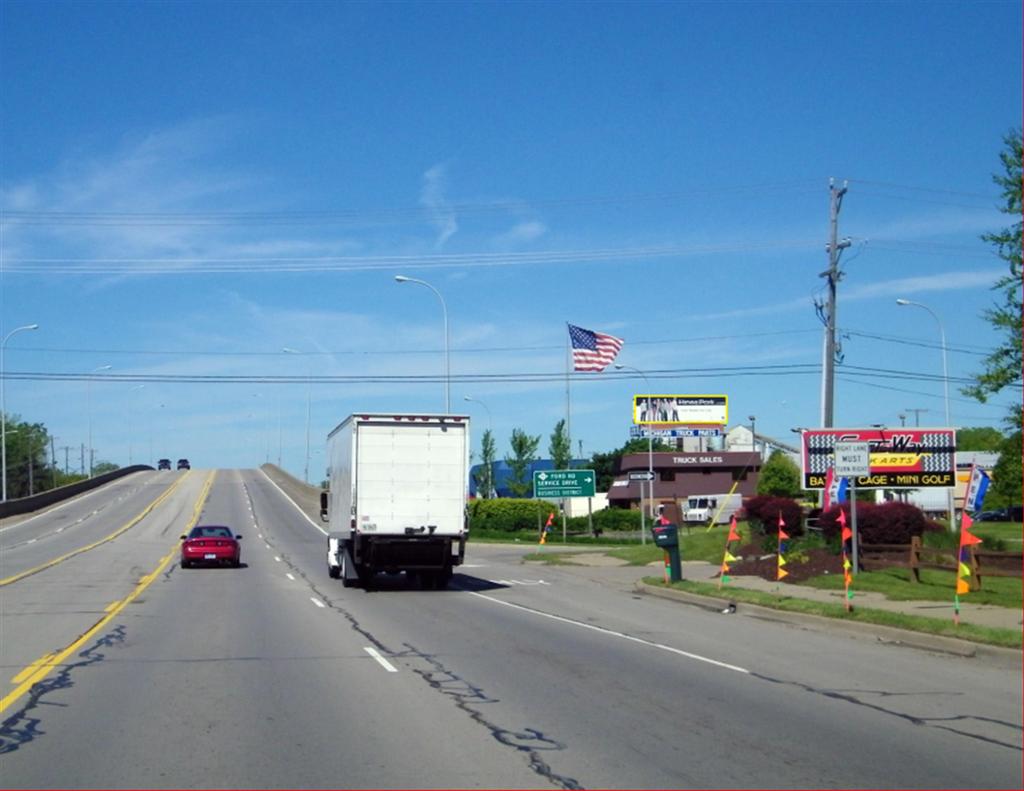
(473, 428), (497, 498)
(965, 129), (1022, 429)
(988, 431), (1022, 509)
(92, 461), (120, 475)
(2, 415), (54, 499)
(956, 426), (1005, 452)
(548, 419), (572, 471)
(590, 437), (672, 492)
(756, 449), (802, 497)
(504, 428), (540, 497)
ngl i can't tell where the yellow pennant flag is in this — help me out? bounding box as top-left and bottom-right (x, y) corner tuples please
(724, 551), (738, 563)
(842, 557), (851, 570)
(777, 554), (788, 567)
(958, 562), (972, 578)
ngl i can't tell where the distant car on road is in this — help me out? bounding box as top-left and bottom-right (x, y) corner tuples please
(157, 458), (172, 470)
(177, 458), (190, 470)
(180, 525), (242, 568)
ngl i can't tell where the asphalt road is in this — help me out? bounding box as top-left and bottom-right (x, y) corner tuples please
(1, 469), (1020, 789)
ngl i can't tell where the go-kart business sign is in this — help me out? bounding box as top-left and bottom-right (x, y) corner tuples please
(633, 395), (727, 425)
(801, 428), (956, 489)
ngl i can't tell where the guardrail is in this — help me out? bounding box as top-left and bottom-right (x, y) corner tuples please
(0, 465), (154, 520)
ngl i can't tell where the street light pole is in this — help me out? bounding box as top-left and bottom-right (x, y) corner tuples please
(2, 323), (39, 502)
(128, 384), (145, 465)
(282, 348), (312, 483)
(395, 275), (450, 413)
(896, 298), (955, 528)
(87, 365), (112, 478)
(749, 415), (757, 458)
(615, 364), (653, 545)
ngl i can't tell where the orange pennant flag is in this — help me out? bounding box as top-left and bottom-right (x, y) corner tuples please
(841, 526), (853, 541)
(956, 578), (970, 595)
(777, 567), (788, 581)
(727, 515), (740, 542)
(721, 562), (731, 574)
(778, 528), (790, 540)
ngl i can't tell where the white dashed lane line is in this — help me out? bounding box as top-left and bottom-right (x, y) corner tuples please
(364, 647), (398, 673)
(286, 573), (295, 581)
(310, 597), (326, 608)
(274, 556), (281, 562)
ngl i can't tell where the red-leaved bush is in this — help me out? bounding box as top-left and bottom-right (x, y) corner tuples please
(817, 501), (934, 545)
(743, 495), (805, 537)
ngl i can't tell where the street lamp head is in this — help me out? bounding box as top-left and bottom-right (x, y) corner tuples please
(748, 415), (755, 421)
(282, 346), (300, 355)
(895, 298), (912, 306)
(26, 324), (39, 330)
(394, 275), (410, 283)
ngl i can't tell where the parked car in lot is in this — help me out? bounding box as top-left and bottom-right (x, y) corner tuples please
(157, 458), (172, 470)
(180, 525), (242, 568)
(177, 458), (190, 470)
(975, 510), (1006, 522)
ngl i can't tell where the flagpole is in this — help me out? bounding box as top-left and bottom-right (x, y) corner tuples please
(565, 323), (571, 465)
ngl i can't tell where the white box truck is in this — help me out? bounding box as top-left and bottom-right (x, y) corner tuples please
(320, 413), (469, 589)
(682, 492), (743, 525)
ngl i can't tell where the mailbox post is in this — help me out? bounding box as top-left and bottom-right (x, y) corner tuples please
(652, 523), (682, 583)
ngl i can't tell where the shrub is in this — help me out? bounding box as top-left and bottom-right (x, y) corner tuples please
(817, 501), (930, 545)
(468, 498), (561, 533)
(565, 507), (643, 534)
(743, 495), (805, 537)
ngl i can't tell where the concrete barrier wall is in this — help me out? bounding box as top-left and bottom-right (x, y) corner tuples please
(0, 465), (154, 519)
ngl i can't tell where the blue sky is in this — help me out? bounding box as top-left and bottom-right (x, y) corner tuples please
(1, 0), (1020, 480)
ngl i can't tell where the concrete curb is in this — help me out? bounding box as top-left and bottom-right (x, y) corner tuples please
(635, 580), (1022, 666)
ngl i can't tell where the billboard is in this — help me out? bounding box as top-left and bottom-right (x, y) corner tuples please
(801, 428), (956, 489)
(633, 395), (728, 425)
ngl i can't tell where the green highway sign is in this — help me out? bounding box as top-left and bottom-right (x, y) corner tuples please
(533, 469), (596, 498)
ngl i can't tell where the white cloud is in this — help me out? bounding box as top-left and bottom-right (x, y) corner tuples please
(420, 163), (457, 247)
(493, 220), (547, 248)
(845, 268), (1003, 300)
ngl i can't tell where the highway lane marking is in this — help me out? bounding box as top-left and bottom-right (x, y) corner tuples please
(286, 573), (295, 580)
(0, 472), (149, 534)
(104, 601), (119, 613)
(274, 556), (281, 562)
(26, 538), (36, 544)
(1, 471), (217, 715)
(0, 471), (193, 588)
(364, 647), (398, 673)
(258, 469), (327, 535)
(466, 591), (750, 675)
(310, 597), (326, 608)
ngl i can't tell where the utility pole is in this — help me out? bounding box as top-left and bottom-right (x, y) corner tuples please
(905, 408), (928, 427)
(61, 445), (71, 475)
(818, 179), (851, 428)
(80, 443), (85, 475)
(50, 435), (57, 489)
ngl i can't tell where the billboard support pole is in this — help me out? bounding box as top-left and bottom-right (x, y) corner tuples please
(850, 478), (859, 576)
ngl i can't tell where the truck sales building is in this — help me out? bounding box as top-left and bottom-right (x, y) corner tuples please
(608, 451), (762, 517)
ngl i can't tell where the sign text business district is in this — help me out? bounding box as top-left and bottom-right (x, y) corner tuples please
(800, 429), (956, 489)
(533, 470), (597, 498)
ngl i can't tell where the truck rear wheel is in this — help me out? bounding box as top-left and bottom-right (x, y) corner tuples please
(340, 551), (355, 588)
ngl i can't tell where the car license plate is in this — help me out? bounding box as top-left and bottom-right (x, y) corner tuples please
(204, 553), (217, 560)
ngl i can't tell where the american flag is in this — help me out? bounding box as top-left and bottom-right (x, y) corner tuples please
(568, 323), (624, 372)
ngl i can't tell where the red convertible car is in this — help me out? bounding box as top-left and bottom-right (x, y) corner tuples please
(180, 525), (242, 568)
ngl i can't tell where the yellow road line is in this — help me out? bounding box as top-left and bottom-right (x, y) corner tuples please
(1, 471), (217, 715)
(0, 471), (192, 588)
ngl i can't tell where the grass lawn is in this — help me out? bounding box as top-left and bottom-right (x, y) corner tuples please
(648, 577), (1022, 649)
(970, 521), (1023, 547)
(802, 565), (1022, 608)
(522, 522), (753, 566)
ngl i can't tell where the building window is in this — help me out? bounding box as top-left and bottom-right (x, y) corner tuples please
(659, 470), (674, 482)
(732, 469), (748, 481)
